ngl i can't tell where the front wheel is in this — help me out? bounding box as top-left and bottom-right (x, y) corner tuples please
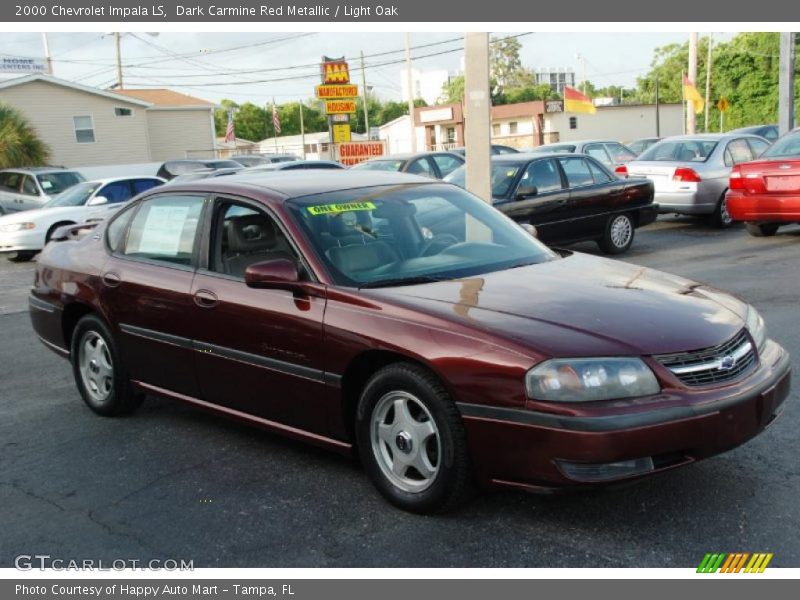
(8, 251), (37, 262)
(70, 314), (142, 416)
(598, 213), (635, 254)
(355, 363), (474, 513)
(745, 222), (780, 237)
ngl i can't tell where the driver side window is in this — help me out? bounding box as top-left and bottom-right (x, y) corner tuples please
(210, 202), (298, 279)
(519, 159), (563, 195)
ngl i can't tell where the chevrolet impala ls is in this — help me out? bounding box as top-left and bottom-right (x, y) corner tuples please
(29, 171), (791, 513)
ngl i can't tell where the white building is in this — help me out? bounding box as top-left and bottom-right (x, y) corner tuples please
(543, 103), (684, 143)
(400, 68), (451, 106)
(378, 115), (426, 154)
(258, 131), (367, 160)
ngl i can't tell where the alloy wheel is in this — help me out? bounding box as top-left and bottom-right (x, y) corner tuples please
(78, 331), (114, 404)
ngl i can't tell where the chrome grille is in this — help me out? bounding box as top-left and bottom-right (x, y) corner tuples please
(655, 329), (756, 387)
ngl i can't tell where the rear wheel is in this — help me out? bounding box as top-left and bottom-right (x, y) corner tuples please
(70, 314), (142, 416)
(355, 363), (474, 513)
(8, 251), (36, 262)
(710, 194), (734, 228)
(745, 222), (780, 237)
(598, 213), (635, 254)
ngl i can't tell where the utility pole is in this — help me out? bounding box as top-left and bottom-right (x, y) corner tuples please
(704, 34), (713, 133)
(464, 32), (492, 204)
(114, 32), (123, 89)
(41, 33), (53, 75)
(576, 53), (587, 95)
(778, 32), (796, 136)
(299, 101), (306, 159)
(654, 75), (660, 137)
(404, 33), (417, 152)
(360, 50), (370, 138)
(687, 32), (698, 134)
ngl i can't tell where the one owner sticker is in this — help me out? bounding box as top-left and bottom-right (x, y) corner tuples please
(308, 201), (376, 215)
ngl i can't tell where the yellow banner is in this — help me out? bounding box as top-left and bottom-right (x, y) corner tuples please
(307, 201), (376, 216)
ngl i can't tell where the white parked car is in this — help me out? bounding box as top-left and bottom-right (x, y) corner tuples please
(0, 168), (85, 214)
(0, 176), (164, 261)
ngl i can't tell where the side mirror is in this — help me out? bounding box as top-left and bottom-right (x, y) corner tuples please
(520, 223), (538, 238)
(244, 259), (300, 290)
(515, 185), (538, 200)
(87, 195), (109, 206)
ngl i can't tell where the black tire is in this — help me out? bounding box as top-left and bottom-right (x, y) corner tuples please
(710, 193), (734, 229)
(598, 213), (635, 254)
(8, 251), (37, 262)
(70, 314), (142, 416)
(355, 362), (474, 513)
(45, 221), (75, 244)
(745, 222), (780, 237)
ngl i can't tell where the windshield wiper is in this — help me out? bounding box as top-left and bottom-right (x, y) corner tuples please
(359, 275), (445, 289)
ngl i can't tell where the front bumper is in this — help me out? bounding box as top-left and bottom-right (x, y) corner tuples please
(0, 228), (44, 253)
(459, 339), (791, 490)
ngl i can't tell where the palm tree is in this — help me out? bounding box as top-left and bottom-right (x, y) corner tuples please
(0, 102), (50, 168)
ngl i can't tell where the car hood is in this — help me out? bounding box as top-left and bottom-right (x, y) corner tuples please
(364, 252), (747, 357)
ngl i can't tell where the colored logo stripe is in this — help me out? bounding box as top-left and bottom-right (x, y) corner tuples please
(697, 552), (772, 573)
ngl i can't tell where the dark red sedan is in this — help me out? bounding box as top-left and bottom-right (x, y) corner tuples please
(728, 128), (800, 236)
(29, 171), (790, 513)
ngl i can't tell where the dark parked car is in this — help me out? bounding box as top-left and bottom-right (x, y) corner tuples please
(30, 171), (790, 513)
(729, 124), (779, 143)
(248, 160), (344, 172)
(230, 154), (298, 167)
(530, 140), (638, 170)
(156, 159), (243, 181)
(350, 151), (464, 179)
(449, 145), (519, 156)
(166, 168), (243, 184)
(444, 153), (657, 253)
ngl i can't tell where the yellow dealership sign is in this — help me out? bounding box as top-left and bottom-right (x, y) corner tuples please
(316, 84), (359, 99)
(332, 123), (352, 143)
(325, 100), (357, 114)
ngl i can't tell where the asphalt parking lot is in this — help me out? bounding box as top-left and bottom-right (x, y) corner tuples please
(1, 217), (799, 568)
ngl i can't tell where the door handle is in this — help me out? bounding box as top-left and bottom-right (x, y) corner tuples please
(193, 289), (218, 309)
(101, 272), (121, 287)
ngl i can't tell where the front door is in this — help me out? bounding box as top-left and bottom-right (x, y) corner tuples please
(190, 198), (331, 435)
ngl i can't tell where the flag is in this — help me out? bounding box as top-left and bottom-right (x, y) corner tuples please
(272, 101), (281, 136)
(224, 110), (235, 143)
(564, 85), (597, 114)
(683, 75), (705, 114)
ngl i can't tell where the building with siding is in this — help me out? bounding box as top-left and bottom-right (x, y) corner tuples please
(0, 74), (217, 167)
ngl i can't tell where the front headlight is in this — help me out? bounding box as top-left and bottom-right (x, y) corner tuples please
(746, 305), (767, 352)
(526, 357), (660, 402)
(0, 222), (35, 232)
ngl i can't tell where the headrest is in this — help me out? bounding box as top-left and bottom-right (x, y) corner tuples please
(328, 210), (373, 238)
(326, 241), (397, 275)
(227, 215), (276, 253)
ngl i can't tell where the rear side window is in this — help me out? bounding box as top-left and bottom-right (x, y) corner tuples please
(406, 158), (435, 177)
(98, 181), (133, 204)
(431, 154), (463, 177)
(132, 179), (162, 194)
(557, 157), (595, 188)
(747, 138), (770, 158)
(724, 139), (754, 167)
(587, 159), (613, 184)
(123, 195), (205, 266)
(584, 144), (612, 167)
(605, 143), (637, 163)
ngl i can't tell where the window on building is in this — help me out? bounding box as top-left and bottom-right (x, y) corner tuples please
(446, 127), (457, 143)
(569, 116), (578, 130)
(73, 115), (95, 143)
(492, 123), (501, 136)
(114, 107), (133, 117)
(509, 122), (518, 135)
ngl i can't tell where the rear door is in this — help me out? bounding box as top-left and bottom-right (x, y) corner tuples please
(19, 175), (46, 211)
(557, 156), (626, 241)
(100, 193), (207, 397)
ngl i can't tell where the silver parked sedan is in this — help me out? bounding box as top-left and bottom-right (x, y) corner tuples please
(622, 133), (771, 227)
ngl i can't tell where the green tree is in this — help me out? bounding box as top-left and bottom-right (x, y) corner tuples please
(0, 103), (50, 168)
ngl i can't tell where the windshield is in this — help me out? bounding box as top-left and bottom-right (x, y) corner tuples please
(286, 183), (556, 287)
(350, 160), (405, 172)
(638, 139), (718, 162)
(763, 131), (800, 158)
(42, 181), (101, 208)
(36, 171), (84, 195)
(444, 164), (523, 198)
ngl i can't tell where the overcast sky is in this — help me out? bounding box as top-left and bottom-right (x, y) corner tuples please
(0, 31), (730, 105)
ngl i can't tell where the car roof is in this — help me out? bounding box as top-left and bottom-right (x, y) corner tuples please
(660, 133), (765, 142)
(162, 170), (437, 200)
(82, 176), (164, 185)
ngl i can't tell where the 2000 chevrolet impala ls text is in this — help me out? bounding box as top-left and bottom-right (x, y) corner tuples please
(29, 171), (791, 513)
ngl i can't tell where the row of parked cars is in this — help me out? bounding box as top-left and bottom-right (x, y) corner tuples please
(2, 124), (799, 262)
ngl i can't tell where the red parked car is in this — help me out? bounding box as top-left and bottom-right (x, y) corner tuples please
(29, 171), (790, 513)
(728, 128), (800, 236)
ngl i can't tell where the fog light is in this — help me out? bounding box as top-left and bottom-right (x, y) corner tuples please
(556, 456), (655, 482)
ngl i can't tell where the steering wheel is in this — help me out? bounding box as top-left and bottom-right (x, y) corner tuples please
(419, 234), (460, 257)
